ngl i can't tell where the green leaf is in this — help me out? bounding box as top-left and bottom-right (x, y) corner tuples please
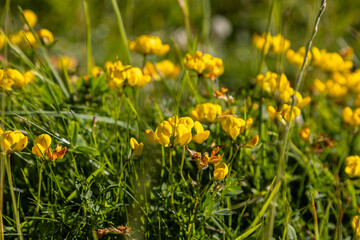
(212, 208), (232, 216)
(235, 222), (263, 240)
(288, 224), (297, 240)
(75, 146), (100, 156)
(68, 121), (79, 145)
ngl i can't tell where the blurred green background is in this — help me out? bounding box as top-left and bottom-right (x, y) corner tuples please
(4, 0), (360, 90)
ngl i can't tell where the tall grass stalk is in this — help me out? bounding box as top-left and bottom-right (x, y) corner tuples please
(83, 0), (92, 76)
(267, 1), (327, 239)
(1, 1), (10, 239)
(4, 155), (23, 240)
(177, 0), (192, 50)
(35, 161), (45, 213)
(111, 0), (131, 64)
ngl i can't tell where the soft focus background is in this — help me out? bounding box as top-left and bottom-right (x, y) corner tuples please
(7, 0), (360, 90)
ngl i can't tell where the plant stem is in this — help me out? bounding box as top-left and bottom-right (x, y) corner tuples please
(169, 147), (175, 206)
(35, 161), (45, 213)
(83, 0), (92, 76)
(111, 0), (131, 64)
(180, 146), (187, 185)
(0, 153), (5, 240)
(116, 159), (129, 203)
(4, 154), (23, 240)
(267, 1), (327, 239)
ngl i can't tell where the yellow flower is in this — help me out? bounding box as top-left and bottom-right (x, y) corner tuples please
(267, 106), (282, 121)
(37, 29), (54, 46)
(130, 138), (143, 158)
(295, 92), (311, 109)
(352, 215), (360, 236)
(213, 162), (228, 180)
(202, 53), (224, 80)
(219, 115), (248, 140)
(0, 130), (28, 153)
(190, 103), (223, 123)
(46, 145), (67, 161)
(145, 115), (209, 147)
(252, 33), (272, 54)
(345, 156), (360, 177)
(311, 46), (353, 72)
(22, 71), (35, 86)
(339, 47), (354, 61)
(0, 68), (28, 90)
(184, 51), (206, 74)
(256, 72), (295, 103)
(184, 51), (224, 80)
(286, 47), (311, 68)
(9, 31), (23, 46)
(343, 107), (360, 127)
(144, 129), (159, 145)
(192, 121), (210, 144)
(325, 80), (347, 98)
(197, 147), (223, 170)
(156, 60), (180, 79)
(57, 56), (78, 72)
(32, 134), (52, 157)
(241, 135), (259, 148)
(271, 34), (290, 54)
(313, 78), (326, 93)
(173, 124), (192, 146)
(23, 9), (37, 27)
(107, 61), (151, 88)
(143, 62), (160, 80)
(0, 31), (5, 50)
(346, 70), (360, 92)
(91, 66), (103, 77)
(128, 35), (170, 56)
(126, 67), (151, 87)
(144, 60), (180, 80)
(23, 31), (37, 48)
(278, 104), (301, 122)
(299, 127), (311, 141)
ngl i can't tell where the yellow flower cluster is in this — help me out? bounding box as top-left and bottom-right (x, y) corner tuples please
(190, 103), (223, 123)
(313, 69), (360, 100)
(143, 60), (180, 80)
(343, 107), (360, 127)
(286, 47), (311, 68)
(345, 156), (360, 178)
(0, 68), (35, 90)
(0, 128), (28, 153)
(187, 147), (228, 180)
(128, 35), (170, 56)
(267, 104), (301, 123)
(184, 51), (224, 80)
(311, 47), (353, 72)
(145, 115), (210, 147)
(106, 60), (151, 89)
(256, 72), (311, 107)
(252, 33), (290, 54)
(1, 10), (53, 50)
(219, 115), (253, 140)
(32, 134), (66, 161)
(10, 29), (54, 48)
